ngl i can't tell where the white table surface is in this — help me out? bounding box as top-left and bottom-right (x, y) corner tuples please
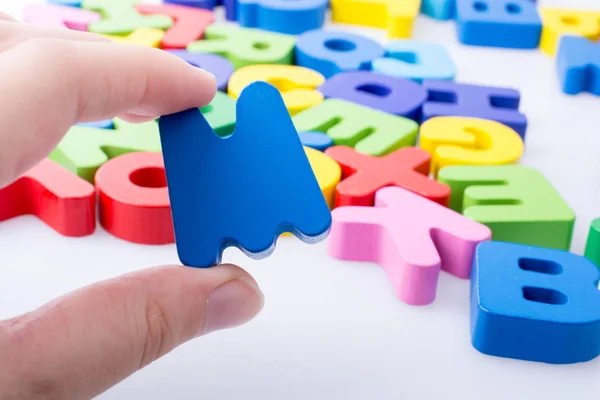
(3, 0), (600, 398)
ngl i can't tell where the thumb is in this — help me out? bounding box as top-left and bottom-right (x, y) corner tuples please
(0, 264), (263, 399)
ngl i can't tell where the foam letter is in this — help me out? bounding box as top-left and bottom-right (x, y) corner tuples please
(48, 0), (82, 6)
(422, 80), (528, 139)
(305, 147), (341, 209)
(96, 152), (173, 245)
(539, 8), (600, 56)
(83, 0), (173, 35)
(557, 36), (600, 96)
(77, 120), (115, 129)
(201, 91), (237, 136)
(330, 0), (421, 38)
(371, 40), (456, 82)
(187, 25), (295, 69)
(293, 99), (419, 156)
(167, 50), (234, 91)
(295, 30), (385, 78)
(49, 119), (161, 183)
(471, 241), (600, 364)
(103, 28), (165, 47)
(438, 165), (575, 250)
(23, 4), (100, 30)
(584, 218), (600, 268)
(0, 159), (95, 237)
(419, 116), (523, 176)
(299, 131), (333, 151)
(325, 146), (450, 207)
(158, 82), (331, 267)
(421, 0), (455, 20)
(135, 4), (214, 49)
(456, 0), (541, 49)
(328, 186), (491, 305)
(237, 0), (328, 35)
(165, 0), (237, 21)
(228, 64), (325, 115)
(318, 71), (427, 120)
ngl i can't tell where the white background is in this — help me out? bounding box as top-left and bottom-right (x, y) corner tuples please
(3, 0), (600, 398)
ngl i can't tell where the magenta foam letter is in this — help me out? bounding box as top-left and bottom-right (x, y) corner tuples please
(23, 4), (101, 30)
(328, 186), (491, 305)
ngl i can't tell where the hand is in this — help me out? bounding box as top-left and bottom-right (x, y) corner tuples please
(0, 13), (264, 399)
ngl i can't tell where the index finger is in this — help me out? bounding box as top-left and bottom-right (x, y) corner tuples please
(0, 37), (216, 187)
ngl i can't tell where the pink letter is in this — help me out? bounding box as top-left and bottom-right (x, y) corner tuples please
(328, 186), (491, 305)
(23, 4), (101, 31)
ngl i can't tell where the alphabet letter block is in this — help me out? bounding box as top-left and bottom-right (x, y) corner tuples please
(438, 165), (575, 250)
(23, 3), (100, 30)
(330, 0), (422, 38)
(168, 50), (234, 91)
(96, 152), (173, 245)
(299, 131), (334, 152)
(103, 28), (165, 47)
(295, 30), (385, 78)
(158, 82), (331, 268)
(49, 120), (161, 183)
(0, 159), (95, 237)
(456, 0), (541, 49)
(419, 117), (523, 176)
(166, 0), (236, 21)
(200, 91), (237, 136)
(421, 0), (455, 20)
(83, 0), (173, 36)
(318, 71), (427, 120)
(293, 99), (419, 156)
(328, 186), (491, 305)
(77, 120), (114, 129)
(557, 36), (600, 96)
(371, 40), (456, 82)
(305, 147), (342, 209)
(187, 25), (296, 69)
(584, 218), (600, 268)
(135, 4), (214, 49)
(472, 241), (600, 364)
(422, 80), (528, 139)
(228, 64), (325, 115)
(325, 146), (450, 207)
(539, 8), (600, 56)
(237, 0), (328, 35)
(48, 0), (82, 7)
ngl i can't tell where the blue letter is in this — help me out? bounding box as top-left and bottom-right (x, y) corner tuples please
(471, 241), (600, 364)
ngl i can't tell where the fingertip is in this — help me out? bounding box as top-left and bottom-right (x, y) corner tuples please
(186, 64), (218, 108)
(202, 273), (265, 336)
(140, 263), (264, 338)
(162, 48), (218, 107)
(170, 263), (264, 337)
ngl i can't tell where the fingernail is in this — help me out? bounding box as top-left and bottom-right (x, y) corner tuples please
(195, 67), (216, 82)
(201, 69), (216, 80)
(203, 276), (264, 335)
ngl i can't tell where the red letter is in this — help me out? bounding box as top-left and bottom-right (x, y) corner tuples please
(96, 152), (174, 245)
(135, 4), (214, 49)
(0, 159), (95, 236)
(325, 146), (450, 207)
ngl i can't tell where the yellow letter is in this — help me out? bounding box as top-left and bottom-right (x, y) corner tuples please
(305, 146), (341, 209)
(539, 8), (600, 56)
(103, 28), (164, 48)
(419, 117), (524, 177)
(330, 0), (421, 38)
(228, 65), (325, 115)
(281, 147), (340, 238)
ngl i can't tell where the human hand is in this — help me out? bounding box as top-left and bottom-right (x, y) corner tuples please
(0, 13), (264, 399)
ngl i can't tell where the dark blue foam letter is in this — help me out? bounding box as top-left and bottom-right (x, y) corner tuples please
(158, 81), (332, 268)
(471, 241), (600, 364)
